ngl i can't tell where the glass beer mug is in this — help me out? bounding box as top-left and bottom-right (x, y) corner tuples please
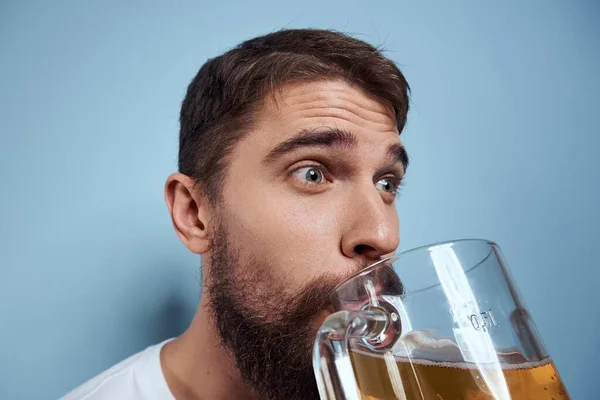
(313, 239), (569, 399)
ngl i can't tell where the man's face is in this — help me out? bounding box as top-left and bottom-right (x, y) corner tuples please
(206, 80), (406, 399)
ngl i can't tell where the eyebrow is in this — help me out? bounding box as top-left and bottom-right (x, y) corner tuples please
(263, 128), (357, 164)
(387, 142), (409, 172)
(263, 127), (409, 171)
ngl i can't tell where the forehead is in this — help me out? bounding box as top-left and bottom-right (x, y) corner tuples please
(258, 80), (400, 146)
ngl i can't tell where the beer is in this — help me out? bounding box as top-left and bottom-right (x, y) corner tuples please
(350, 350), (569, 400)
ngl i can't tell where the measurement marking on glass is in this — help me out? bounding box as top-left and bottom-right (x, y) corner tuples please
(469, 309), (498, 332)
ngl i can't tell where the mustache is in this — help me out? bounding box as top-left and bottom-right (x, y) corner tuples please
(280, 275), (340, 324)
(283, 261), (403, 323)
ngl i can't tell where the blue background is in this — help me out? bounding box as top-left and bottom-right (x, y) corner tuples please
(1, 1), (597, 398)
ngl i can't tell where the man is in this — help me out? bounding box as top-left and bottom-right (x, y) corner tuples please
(63, 28), (410, 400)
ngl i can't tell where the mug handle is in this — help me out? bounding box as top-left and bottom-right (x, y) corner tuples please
(312, 309), (389, 400)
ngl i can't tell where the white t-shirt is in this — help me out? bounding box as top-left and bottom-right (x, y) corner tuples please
(61, 339), (176, 400)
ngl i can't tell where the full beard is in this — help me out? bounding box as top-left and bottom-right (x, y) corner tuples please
(206, 223), (343, 400)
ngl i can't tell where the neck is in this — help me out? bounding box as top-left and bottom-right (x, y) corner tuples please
(160, 297), (258, 400)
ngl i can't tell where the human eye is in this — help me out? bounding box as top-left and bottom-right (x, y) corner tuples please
(291, 166), (327, 184)
(375, 176), (403, 197)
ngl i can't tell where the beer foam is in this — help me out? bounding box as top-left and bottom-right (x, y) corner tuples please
(391, 329), (464, 361)
(396, 355), (551, 371)
(351, 348), (552, 371)
(397, 329), (459, 350)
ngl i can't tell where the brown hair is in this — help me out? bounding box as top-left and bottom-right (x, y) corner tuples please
(179, 28), (410, 203)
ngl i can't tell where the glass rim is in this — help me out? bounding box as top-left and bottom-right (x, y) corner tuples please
(333, 238), (498, 294)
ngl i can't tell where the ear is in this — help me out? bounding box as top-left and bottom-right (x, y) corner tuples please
(164, 173), (213, 254)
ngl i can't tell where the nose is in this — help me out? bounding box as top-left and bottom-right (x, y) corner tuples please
(340, 186), (400, 264)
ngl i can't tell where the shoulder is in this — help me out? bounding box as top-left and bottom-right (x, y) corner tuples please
(61, 339), (175, 400)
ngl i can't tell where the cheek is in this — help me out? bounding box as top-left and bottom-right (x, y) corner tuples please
(223, 184), (344, 285)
